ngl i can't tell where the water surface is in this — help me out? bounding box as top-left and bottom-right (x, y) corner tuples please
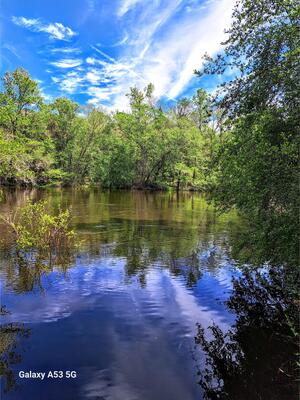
(0, 189), (240, 400)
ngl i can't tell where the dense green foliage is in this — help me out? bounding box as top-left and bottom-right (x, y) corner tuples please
(197, 0), (300, 267)
(0, 69), (219, 190)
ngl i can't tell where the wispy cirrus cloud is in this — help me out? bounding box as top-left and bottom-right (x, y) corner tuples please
(86, 57), (107, 66)
(117, 0), (145, 17)
(144, 0), (235, 99)
(50, 58), (83, 68)
(52, 70), (84, 93)
(83, 0), (235, 109)
(11, 16), (77, 40)
(51, 47), (81, 54)
(8, 0), (235, 110)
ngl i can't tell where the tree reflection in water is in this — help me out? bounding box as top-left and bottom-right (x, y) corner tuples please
(195, 265), (299, 400)
(0, 307), (30, 393)
(0, 249), (75, 293)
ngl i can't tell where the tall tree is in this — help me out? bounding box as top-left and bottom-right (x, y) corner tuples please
(48, 98), (79, 169)
(0, 68), (44, 138)
(197, 0), (300, 266)
(198, 0), (300, 118)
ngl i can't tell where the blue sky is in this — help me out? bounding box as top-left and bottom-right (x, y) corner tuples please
(0, 0), (235, 110)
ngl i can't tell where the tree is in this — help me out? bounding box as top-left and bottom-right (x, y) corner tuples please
(0, 68), (45, 138)
(191, 89), (211, 129)
(172, 97), (193, 119)
(197, 0), (300, 119)
(71, 107), (109, 184)
(197, 0), (300, 266)
(118, 84), (170, 187)
(0, 69), (230, 192)
(115, 84), (206, 189)
(48, 98), (79, 169)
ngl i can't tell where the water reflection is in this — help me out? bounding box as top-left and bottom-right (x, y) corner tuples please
(0, 188), (239, 400)
(0, 253), (75, 294)
(0, 189), (237, 293)
(0, 307), (30, 393)
(195, 265), (299, 400)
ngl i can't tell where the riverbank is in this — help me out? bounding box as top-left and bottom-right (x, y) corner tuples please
(0, 182), (204, 192)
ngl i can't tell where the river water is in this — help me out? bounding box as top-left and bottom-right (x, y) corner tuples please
(0, 188), (241, 400)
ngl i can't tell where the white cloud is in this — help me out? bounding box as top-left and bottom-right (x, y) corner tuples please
(40, 88), (53, 102)
(112, 33), (129, 46)
(43, 0), (234, 110)
(2, 43), (21, 60)
(42, 23), (76, 40)
(86, 57), (107, 66)
(12, 16), (38, 28)
(58, 71), (85, 93)
(51, 47), (81, 54)
(85, 0), (234, 109)
(90, 46), (117, 63)
(85, 69), (103, 84)
(160, 0), (234, 99)
(12, 16), (77, 40)
(86, 57), (96, 65)
(117, 0), (145, 17)
(50, 58), (82, 68)
(87, 86), (114, 101)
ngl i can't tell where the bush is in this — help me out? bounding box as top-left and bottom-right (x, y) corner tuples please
(0, 200), (75, 262)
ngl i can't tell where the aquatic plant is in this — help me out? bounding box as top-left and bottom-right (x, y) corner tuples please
(0, 200), (75, 264)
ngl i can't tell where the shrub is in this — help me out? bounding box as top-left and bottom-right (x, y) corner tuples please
(0, 200), (75, 262)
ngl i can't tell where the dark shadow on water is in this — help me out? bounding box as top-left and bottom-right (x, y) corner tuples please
(0, 307), (30, 393)
(195, 265), (300, 400)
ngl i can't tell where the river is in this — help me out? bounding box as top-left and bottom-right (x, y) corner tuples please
(0, 188), (242, 400)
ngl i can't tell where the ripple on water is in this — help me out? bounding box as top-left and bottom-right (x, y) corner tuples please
(0, 189), (240, 400)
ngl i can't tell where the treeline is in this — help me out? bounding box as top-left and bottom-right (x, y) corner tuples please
(0, 0), (299, 266)
(0, 72), (221, 190)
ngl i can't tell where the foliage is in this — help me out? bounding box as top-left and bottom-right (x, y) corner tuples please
(0, 68), (46, 139)
(197, 0), (300, 119)
(113, 85), (212, 189)
(196, 0), (300, 267)
(48, 97), (79, 169)
(0, 130), (55, 186)
(193, 2), (300, 395)
(0, 70), (219, 189)
(0, 201), (75, 264)
(0, 2), (298, 396)
(214, 110), (299, 266)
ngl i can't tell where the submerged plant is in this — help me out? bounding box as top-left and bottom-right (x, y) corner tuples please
(0, 200), (76, 265)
